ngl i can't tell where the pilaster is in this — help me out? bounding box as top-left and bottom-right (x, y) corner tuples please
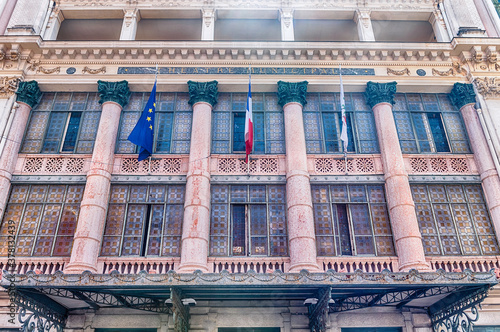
(280, 8), (294, 41)
(430, 5), (451, 42)
(120, 8), (140, 41)
(65, 81), (130, 274)
(178, 80), (218, 273)
(42, 6), (63, 40)
(354, 9), (375, 42)
(449, 83), (500, 240)
(277, 80), (319, 272)
(0, 80), (40, 221)
(201, 8), (215, 41)
(365, 81), (430, 272)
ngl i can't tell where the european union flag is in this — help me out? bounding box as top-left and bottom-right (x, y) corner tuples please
(128, 81), (156, 161)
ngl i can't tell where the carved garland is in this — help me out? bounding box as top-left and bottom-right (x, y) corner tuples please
(82, 66), (106, 74)
(387, 68), (410, 76)
(0, 77), (20, 98)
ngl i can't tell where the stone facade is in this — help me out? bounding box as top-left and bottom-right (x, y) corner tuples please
(1, 1), (500, 332)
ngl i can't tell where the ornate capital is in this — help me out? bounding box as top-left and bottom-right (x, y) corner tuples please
(277, 81), (308, 108)
(474, 77), (500, 99)
(364, 81), (397, 109)
(187, 80), (218, 107)
(98, 80), (131, 108)
(0, 76), (20, 98)
(449, 83), (476, 109)
(16, 81), (41, 108)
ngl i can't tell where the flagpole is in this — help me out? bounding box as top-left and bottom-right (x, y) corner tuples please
(148, 64), (159, 175)
(339, 64), (348, 175)
(247, 64), (251, 176)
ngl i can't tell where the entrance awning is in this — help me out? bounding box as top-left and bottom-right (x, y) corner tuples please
(2, 269), (498, 332)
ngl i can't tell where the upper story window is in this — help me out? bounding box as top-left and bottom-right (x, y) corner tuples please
(117, 92), (192, 155)
(21, 92), (101, 154)
(393, 94), (471, 154)
(304, 93), (379, 154)
(0, 184), (84, 257)
(210, 185), (288, 257)
(57, 19), (122, 40)
(100, 184), (184, 257)
(412, 184), (500, 256)
(212, 93), (285, 155)
(312, 184), (395, 256)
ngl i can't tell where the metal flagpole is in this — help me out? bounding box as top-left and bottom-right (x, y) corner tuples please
(247, 65), (251, 176)
(148, 64), (159, 175)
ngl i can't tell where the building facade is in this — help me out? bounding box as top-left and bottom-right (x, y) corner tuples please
(1, 0), (500, 331)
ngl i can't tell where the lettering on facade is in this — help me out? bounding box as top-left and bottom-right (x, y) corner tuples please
(117, 67), (375, 76)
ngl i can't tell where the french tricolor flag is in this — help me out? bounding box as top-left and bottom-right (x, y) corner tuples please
(245, 76), (253, 163)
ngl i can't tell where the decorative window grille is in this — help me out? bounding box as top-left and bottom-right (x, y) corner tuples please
(209, 185), (288, 256)
(116, 92), (192, 154)
(212, 93), (285, 154)
(21, 92), (101, 154)
(393, 94), (471, 154)
(412, 184), (500, 255)
(312, 184), (395, 256)
(0, 184), (84, 256)
(304, 93), (379, 154)
(100, 184), (185, 257)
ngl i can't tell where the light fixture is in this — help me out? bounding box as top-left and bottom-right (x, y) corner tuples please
(303, 298), (318, 306)
(328, 299), (335, 305)
(181, 298), (197, 306)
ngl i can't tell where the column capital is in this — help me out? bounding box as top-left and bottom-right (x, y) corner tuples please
(187, 80), (218, 107)
(277, 81), (308, 108)
(16, 80), (41, 108)
(449, 83), (476, 109)
(97, 80), (131, 108)
(364, 81), (397, 109)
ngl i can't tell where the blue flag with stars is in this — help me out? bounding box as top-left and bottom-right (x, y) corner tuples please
(128, 81), (156, 161)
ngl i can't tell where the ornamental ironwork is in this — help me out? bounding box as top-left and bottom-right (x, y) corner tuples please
(308, 287), (331, 332)
(10, 291), (65, 332)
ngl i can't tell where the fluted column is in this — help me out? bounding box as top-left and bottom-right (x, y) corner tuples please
(450, 83), (500, 239)
(65, 81), (130, 273)
(365, 82), (430, 272)
(277, 81), (319, 272)
(178, 81), (218, 273)
(0, 81), (40, 220)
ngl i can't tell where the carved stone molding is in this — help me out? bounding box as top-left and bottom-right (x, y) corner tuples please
(0, 77), (20, 98)
(37, 66), (61, 74)
(449, 83), (476, 109)
(27, 60), (41, 71)
(387, 68), (409, 76)
(432, 62), (467, 77)
(355, 9), (371, 29)
(202, 9), (215, 28)
(364, 81), (397, 109)
(432, 68), (454, 76)
(474, 77), (500, 98)
(187, 80), (219, 107)
(97, 80), (131, 108)
(123, 8), (138, 28)
(83, 66), (106, 74)
(280, 8), (294, 29)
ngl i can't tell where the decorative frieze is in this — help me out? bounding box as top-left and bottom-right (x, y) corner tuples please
(82, 66), (106, 74)
(387, 68), (410, 76)
(0, 77), (20, 98)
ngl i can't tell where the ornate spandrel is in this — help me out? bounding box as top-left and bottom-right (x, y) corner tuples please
(187, 80), (218, 107)
(449, 83), (476, 109)
(277, 81), (308, 108)
(364, 81), (397, 109)
(97, 80), (131, 108)
(16, 81), (42, 108)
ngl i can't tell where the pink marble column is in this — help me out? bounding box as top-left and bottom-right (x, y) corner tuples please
(450, 83), (500, 239)
(65, 80), (130, 274)
(277, 81), (319, 272)
(0, 0), (17, 35)
(178, 80), (218, 273)
(365, 82), (430, 272)
(0, 81), (41, 220)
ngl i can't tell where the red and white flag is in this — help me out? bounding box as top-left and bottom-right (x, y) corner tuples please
(245, 76), (253, 163)
(339, 66), (348, 153)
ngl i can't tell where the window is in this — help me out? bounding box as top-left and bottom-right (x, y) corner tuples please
(212, 93), (285, 155)
(116, 92), (192, 154)
(57, 19), (122, 41)
(304, 93), (379, 154)
(312, 184), (395, 256)
(412, 184), (500, 255)
(100, 185), (184, 257)
(21, 92), (101, 154)
(210, 185), (288, 256)
(393, 94), (470, 154)
(0, 185), (84, 256)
